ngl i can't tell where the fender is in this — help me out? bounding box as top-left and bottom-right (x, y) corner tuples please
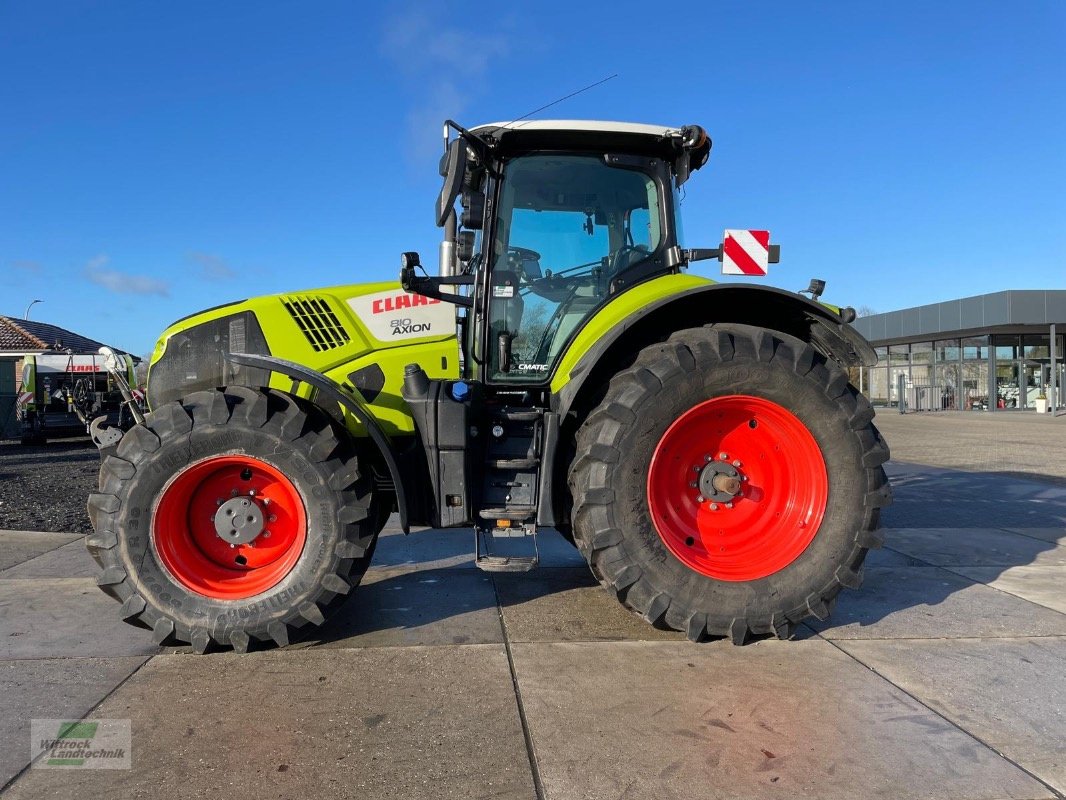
(225, 352), (410, 533)
(552, 282), (876, 421)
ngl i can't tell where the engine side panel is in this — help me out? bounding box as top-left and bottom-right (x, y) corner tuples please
(147, 281), (459, 437)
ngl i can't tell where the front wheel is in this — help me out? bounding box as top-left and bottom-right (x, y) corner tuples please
(87, 387), (377, 653)
(568, 324), (891, 643)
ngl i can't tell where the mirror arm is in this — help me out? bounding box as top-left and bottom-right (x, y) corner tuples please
(400, 267), (475, 308)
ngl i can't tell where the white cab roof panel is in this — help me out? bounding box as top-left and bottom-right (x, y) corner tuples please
(472, 120), (680, 137)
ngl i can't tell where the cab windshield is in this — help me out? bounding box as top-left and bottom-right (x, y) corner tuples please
(486, 153), (663, 381)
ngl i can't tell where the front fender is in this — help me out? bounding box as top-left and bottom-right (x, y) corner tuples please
(225, 352), (410, 533)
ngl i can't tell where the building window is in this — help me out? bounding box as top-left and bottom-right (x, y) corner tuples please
(994, 335), (1019, 361)
(889, 345), (909, 365)
(962, 335), (988, 360)
(935, 339), (960, 362)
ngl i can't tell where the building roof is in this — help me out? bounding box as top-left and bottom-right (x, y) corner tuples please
(852, 290), (1066, 344)
(0, 315), (111, 356)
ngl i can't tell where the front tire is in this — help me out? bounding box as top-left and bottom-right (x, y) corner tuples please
(87, 387), (377, 653)
(568, 324), (891, 643)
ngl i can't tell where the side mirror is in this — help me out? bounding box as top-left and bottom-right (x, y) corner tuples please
(436, 139), (467, 227)
(456, 231), (476, 263)
(460, 190), (484, 230)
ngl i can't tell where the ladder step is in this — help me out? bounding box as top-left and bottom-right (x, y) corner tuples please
(475, 555), (539, 573)
(489, 457), (537, 469)
(479, 506), (537, 521)
(493, 408), (542, 422)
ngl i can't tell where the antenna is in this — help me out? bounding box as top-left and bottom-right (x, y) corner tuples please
(504, 74), (619, 129)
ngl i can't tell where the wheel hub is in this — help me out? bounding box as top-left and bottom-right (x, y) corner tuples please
(214, 497), (265, 545)
(697, 460), (743, 503)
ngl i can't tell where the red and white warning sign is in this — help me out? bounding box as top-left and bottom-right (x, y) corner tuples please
(722, 229), (771, 276)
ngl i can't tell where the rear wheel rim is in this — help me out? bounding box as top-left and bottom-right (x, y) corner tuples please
(153, 455), (307, 599)
(647, 395), (828, 581)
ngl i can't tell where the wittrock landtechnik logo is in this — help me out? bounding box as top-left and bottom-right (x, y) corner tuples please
(30, 719), (131, 769)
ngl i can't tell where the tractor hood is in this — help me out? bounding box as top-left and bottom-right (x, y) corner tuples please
(147, 282), (458, 412)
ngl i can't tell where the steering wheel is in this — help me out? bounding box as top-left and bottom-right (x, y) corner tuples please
(610, 244), (650, 273)
(506, 246), (542, 277)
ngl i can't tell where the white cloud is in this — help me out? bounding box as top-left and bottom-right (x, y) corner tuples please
(85, 254), (170, 297)
(189, 251), (236, 281)
(380, 5), (513, 161)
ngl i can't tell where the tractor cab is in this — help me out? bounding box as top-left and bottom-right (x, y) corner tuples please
(399, 120), (714, 569)
(403, 120), (711, 387)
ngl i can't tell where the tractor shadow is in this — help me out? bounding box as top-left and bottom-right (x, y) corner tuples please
(300, 527), (624, 648)
(306, 462), (1066, 648)
(805, 461), (1066, 639)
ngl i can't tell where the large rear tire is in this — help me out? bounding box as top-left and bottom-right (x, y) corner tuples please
(87, 387), (376, 653)
(568, 324), (891, 643)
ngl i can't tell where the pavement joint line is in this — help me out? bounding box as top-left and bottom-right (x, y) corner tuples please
(0, 653), (153, 796)
(993, 526), (1066, 545)
(816, 632), (1066, 800)
(936, 565), (1066, 617)
(489, 575), (547, 800)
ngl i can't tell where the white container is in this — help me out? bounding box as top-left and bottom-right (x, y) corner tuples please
(1035, 397), (1049, 413)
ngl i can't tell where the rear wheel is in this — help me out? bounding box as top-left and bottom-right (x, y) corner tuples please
(87, 387), (377, 653)
(568, 324), (891, 643)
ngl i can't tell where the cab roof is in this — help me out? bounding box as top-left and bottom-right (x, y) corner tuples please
(471, 120), (681, 138)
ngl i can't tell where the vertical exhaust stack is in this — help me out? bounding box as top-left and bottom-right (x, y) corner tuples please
(439, 121), (458, 279)
(439, 210), (457, 278)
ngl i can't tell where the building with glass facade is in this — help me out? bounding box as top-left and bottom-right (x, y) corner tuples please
(851, 290), (1065, 411)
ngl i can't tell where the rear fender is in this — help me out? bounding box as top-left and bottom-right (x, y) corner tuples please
(553, 282), (875, 422)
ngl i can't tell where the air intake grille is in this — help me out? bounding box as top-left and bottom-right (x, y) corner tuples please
(282, 296), (351, 351)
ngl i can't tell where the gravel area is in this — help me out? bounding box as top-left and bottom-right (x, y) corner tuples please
(0, 438), (98, 533)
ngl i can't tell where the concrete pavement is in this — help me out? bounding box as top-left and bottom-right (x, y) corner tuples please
(1, 440), (1065, 797)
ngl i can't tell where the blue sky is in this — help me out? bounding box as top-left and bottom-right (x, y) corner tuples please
(2, 1), (1064, 355)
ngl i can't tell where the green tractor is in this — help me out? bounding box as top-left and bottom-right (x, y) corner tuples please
(88, 120), (890, 652)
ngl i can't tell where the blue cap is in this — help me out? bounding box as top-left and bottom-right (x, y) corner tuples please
(450, 381), (470, 402)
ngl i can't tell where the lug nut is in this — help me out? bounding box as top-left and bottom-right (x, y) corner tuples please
(230, 489), (238, 497)
(216, 498), (224, 506)
(263, 531), (271, 538)
(268, 514), (277, 523)
(262, 497), (271, 506)
(249, 489), (257, 497)
(710, 503), (719, 510)
(732, 460), (741, 468)
(725, 502), (734, 509)
(696, 495), (704, 503)
(719, 452), (728, 460)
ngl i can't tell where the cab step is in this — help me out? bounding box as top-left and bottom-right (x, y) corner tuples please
(475, 527), (539, 572)
(488, 457), (537, 469)
(478, 506), (537, 521)
(493, 407), (542, 422)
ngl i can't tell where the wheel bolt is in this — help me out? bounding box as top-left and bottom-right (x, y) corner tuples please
(262, 498), (271, 506)
(696, 495), (704, 503)
(268, 514), (277, 523)
(710, 503), (719, 510)
(732, 460), (741, 468)
(263, 531), (271, 538)
(719, 452), (728, 460)
(230, 489), (238, 497)
(249, 489), (257, 497)
(725, 502), (734, 509)
(216, 498), (224, 506)
(689, 481), (697, 488)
